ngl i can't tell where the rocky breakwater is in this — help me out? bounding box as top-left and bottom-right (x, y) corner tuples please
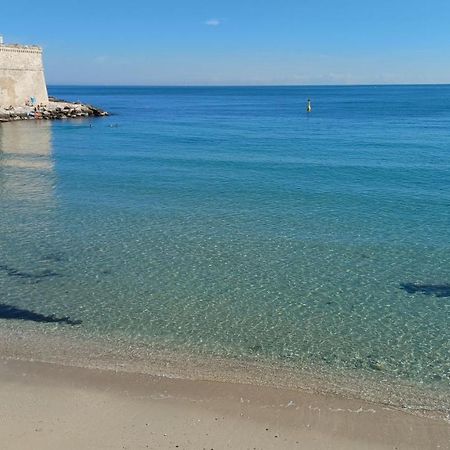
(0, 96), (108, 123)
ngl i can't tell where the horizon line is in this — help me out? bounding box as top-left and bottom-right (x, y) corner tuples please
(47, 82), (450, 88)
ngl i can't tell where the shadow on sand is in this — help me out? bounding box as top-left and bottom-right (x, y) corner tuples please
(400, 283), (450, 298)
(0, 303), (82, 326)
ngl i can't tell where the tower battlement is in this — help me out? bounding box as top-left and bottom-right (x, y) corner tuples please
(0, 37), (49, 107)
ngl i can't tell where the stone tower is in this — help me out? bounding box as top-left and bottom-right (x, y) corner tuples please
(0, 35), (49, 107)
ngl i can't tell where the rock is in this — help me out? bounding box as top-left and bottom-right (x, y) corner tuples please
(368, 357), (386, 371)
(0, 99), (108, 123)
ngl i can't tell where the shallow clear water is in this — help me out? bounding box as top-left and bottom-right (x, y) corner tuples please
(1, 86), (449, 411)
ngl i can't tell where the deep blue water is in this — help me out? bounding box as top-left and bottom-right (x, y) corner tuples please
(1, 85), (449, 413)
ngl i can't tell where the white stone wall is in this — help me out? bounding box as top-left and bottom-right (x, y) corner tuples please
(0, 45), (48, 107)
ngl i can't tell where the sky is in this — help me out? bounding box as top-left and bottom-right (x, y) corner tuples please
(2, 0), (450, 85)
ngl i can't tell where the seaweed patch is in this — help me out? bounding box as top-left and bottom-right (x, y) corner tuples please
(0, 303), (81, 326)
(400, 283), (450, 298)
(0, 264), (60, 283)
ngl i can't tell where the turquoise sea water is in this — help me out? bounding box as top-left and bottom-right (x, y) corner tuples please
(1, 86), (449, 414)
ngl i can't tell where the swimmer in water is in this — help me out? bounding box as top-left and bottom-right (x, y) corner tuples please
(306, 99), (312, 113)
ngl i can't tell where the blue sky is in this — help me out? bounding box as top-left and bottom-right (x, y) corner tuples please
(3, 0), (450, 85)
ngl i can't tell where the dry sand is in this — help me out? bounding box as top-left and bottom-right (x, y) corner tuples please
(0, 358), (448, 450)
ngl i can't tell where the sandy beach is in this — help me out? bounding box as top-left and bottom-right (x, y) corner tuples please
(0, 358), (448, 450)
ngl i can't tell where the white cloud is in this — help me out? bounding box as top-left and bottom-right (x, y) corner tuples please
(94, 55), (108, 64)
(205, 19), (221, 26)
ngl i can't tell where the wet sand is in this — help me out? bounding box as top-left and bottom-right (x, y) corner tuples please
(0, 358), (448, 450)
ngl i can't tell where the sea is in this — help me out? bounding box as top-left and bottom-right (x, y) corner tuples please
(0, 85), (449, 419)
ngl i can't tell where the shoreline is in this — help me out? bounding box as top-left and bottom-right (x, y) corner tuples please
(0, 97), (108, 122)
(1, 357), (449, 449)
(0, 324), (448, 424)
